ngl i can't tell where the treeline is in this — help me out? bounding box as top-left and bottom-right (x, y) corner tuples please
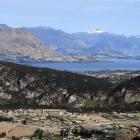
(0, 115), (13, 122)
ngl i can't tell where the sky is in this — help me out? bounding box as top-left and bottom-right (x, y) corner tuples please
(0, 0), (140, 36)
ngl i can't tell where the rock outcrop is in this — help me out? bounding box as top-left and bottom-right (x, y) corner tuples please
(109, 76), (140, 110)
(0, 61), (112, 109)
(0, 61), (139, 111)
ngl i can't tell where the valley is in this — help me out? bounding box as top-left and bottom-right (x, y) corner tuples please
(0, 0), (140, 139)
(0, 109), (139, 140)
(0, 61), (139, 139)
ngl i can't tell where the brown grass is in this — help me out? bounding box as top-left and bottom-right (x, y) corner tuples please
(0, 123), (36, 137)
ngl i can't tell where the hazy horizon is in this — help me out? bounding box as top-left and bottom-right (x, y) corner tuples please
(0, 0), (139, 36)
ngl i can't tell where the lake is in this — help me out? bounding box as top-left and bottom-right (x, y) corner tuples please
(26, 59), (140, 72)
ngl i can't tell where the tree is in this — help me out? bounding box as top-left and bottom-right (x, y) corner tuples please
(22, 119), (27, 125)
(11, 136), (19, 140)
(34, 129), (44, 139)
(1, 132), (6, 137)
(0, 132), (6, 138)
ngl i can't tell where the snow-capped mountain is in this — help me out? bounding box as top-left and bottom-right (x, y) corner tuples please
(0, 24), (140, 62)
(88, 28), (104, 34)
(23, 26), (140, 60)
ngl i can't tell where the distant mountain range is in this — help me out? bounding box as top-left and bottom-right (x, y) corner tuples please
(0, 24), (140, 62)
(24, 26), (140, 60)
(0, 25), (64, 62)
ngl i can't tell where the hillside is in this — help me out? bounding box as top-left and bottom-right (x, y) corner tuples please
(1, 24), (140, 62)
(109, 76), (140, 110)
(0, 61), (139, 111)
(24, 26), (140, 60)
(0, 27), (62, 62)
(0, 61), (112, 109)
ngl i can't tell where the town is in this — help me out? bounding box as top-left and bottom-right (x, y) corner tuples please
(0, 109), (139, 140)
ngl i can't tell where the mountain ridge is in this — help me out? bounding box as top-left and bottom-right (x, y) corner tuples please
(0, 61), (139, 111)
(23, 26), (140, 60)
(0, 26), (64, 62)
(0, 24), (140, 62)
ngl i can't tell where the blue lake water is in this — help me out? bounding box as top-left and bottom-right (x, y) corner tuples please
(26, 59), (140, 72)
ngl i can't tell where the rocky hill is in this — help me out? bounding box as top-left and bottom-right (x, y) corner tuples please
(0, 62), (139, 111)
(0, 27), (63, 62)
(109, 76), (140, 110)
(0, 61), (113, 109)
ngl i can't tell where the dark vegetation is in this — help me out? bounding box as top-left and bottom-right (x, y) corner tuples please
(0, 115), (13, 122)
(0, 132), (6, 138)
(0, 61), (112, 93)
(109, 76), (140, 111)
(0, 61), (140, 111)
(0, 61), (112, 107)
